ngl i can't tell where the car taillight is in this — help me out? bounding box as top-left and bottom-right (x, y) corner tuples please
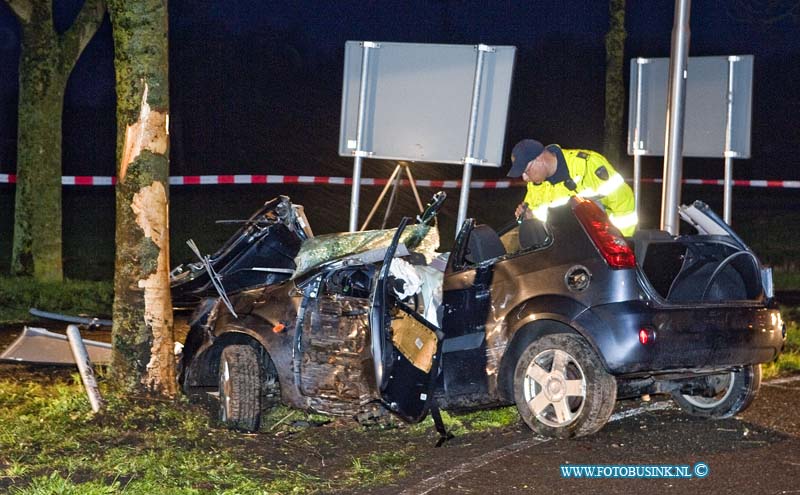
(639, 327), (656, 345)
(572, 197), (636, 269)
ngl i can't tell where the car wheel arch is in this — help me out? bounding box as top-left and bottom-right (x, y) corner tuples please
(183, 329), (275, 390)
(178, 323), (208, 386)
(497, 318), (609, 403)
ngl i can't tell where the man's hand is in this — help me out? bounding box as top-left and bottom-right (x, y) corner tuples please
(515, 202), (533, 222)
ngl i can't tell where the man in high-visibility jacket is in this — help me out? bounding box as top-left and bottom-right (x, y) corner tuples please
(507, 139), (638, 236)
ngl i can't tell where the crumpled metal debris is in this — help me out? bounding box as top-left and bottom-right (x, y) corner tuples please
(0, 327), (111, 365)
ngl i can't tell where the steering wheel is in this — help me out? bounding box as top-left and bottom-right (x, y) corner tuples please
(417, 191), (447, 225)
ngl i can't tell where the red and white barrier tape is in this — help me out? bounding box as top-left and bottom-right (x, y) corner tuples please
(1, 173), (799, 189)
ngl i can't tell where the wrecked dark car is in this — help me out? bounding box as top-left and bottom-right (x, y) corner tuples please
(180, 192), (785, 439)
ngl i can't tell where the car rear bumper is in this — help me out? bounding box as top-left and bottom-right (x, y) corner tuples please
(574, 301), (785, 375)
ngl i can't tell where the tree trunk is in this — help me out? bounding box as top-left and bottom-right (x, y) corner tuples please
(108, 0), (175, 396)
(603, 0), (627, 167)
(6, 0), (106, 281)
(12, 26), (65, 280)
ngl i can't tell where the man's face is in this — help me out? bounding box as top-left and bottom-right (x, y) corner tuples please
(522, 151), (553, 184)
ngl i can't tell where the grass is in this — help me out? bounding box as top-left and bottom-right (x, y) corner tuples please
(763, 306), (800, 380)
(408, 406), (520, 437)
(710, 205), (800, 292)
(0, 363), (528, 495)
(774, 270), (800, 291)
(348, 450), (416, 487)
(9, 472), (121, 495)
(0, 276), (113, 324)
(0, 375), (332, 494)
(0, 372), (477, 494)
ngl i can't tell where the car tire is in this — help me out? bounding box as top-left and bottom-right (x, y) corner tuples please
(671, 364), (761, 419)
(513, 333), (616, 439)
(219, 345), (261, 432)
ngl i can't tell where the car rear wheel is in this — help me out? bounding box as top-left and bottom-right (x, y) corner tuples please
(219, 345), (261, 432)
(513, 333), (616, 439)
(671, 364), (761, 419)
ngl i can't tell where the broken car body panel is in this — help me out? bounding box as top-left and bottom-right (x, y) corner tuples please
(170, 196), (312, 310)
(0, 327), (111, 365)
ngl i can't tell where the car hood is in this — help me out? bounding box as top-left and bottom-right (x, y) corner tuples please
(293, 223), (440, 279)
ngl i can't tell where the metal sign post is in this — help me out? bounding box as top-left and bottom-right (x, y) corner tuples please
(628, 49), (753, 229)
(660, 0), (691, 235)
(66, 325), (104, 412)
(632, 58), (648, 215)
(349, 41), (378, 232)
(456, 44), (492, 232)
(360, 161), (424, 231)
(340, 41), (516, 232)
(723, 56), (739, 224)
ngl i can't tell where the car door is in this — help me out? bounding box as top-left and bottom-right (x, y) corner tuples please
(438, 219), (495, 400)
(370, 217), (443, 423)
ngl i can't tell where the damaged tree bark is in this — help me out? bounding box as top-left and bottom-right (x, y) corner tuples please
(108, 0), (175, 396)
(5, 0), (106, 281)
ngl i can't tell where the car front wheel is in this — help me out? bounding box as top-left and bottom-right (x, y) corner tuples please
(513, 333), (616, 439)
(219, 345), (261, 432)
(671, 364), (761, 419)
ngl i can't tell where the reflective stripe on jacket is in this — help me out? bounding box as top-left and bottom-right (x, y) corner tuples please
(523, 146), (637, 236)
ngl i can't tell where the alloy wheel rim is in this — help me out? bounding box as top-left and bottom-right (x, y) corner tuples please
(221, 359), (231, 421)
(681, 372), (736, 408)
(523, 348), (587, 428)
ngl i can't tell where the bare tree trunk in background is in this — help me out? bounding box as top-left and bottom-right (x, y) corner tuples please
(108, 0), (175, 396)
(603, 0), (626, 167)
(5, 0), (105, 281)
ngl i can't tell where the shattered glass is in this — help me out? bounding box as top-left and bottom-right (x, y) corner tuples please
(293, 224), (440, 279)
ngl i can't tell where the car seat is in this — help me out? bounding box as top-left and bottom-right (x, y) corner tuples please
(465, 225), (506, 264)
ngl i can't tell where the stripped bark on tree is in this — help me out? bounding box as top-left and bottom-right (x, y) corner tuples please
(108, 0), (175, 396)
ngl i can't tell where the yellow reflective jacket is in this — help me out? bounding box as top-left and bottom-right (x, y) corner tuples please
(523, 145), (637, 236)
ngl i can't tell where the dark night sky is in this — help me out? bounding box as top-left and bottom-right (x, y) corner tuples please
(1, 1), (799, 183)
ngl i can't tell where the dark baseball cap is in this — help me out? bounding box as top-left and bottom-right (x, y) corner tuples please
(507, 139), (545, 178)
